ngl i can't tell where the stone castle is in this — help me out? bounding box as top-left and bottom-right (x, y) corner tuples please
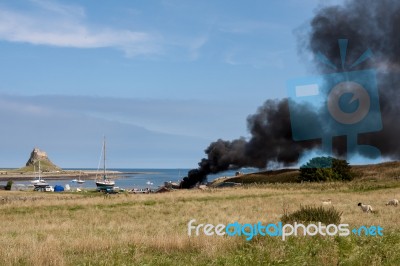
(32, 148), (47, 158)
(25, 147), (48, 165)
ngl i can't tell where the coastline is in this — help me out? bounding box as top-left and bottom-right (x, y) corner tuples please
(0, 169), (160, 181)
(0, 169), (187, 190)
(0, 170), (127, 181)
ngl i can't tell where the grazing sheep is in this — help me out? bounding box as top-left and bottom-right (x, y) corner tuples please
(358, 202), (373, 213)
(322, 199), (332, 205)
(385, 199), (399, 206)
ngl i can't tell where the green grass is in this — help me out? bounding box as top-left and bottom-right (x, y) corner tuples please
(224, 169), (299, 184)
(216, 161), (400, 186)
(281, 205), (342, 225)
(0, 162), (400, 265)
(17, 159), (61, 173)
(61, 232), (400, 265)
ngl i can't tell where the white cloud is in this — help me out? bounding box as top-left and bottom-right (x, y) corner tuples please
(0, 94), (211, 168)
(0, 1), (161, 57)
(0, 94), (250, 140)
(188, 35), (208, 60)
(0, 97), (50, 116)
(30, 0), (85, 18)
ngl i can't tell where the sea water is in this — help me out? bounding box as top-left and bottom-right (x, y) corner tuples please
(6, 168), (257, 190)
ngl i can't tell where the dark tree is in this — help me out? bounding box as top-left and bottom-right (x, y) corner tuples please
(5, 180), (13, 191)
(299, 157), (353, 182)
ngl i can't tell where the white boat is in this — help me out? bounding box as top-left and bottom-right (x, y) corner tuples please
(95, 137), (115, 190)
(31, 164), (40, 184)
(77, 171), (85, 184)
(72, 172), (85, 183)
(31, 161), (48, 186)
(34, 180), (48, 186)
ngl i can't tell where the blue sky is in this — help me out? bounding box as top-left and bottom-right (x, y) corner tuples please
(0, 0), (343, 168)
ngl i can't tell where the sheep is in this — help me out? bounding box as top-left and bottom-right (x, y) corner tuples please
(358, 202), (373, 213)
(321, 199), (332, 205)
(385, 199), (399, 206)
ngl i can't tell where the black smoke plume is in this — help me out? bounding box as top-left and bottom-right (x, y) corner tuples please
(180, 100), (318, 188)
(307, 0), (400, 158)
(180, 0), (400, 188)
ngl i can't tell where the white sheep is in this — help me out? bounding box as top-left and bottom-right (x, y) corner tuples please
(322, 199), (332, 205)
(358, 202), (373, 213)
(385, 199), (399, 206)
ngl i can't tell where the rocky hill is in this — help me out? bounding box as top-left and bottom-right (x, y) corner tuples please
(21, 148), (61, 172)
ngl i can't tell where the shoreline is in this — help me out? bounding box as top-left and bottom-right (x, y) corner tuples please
(0, 170), (159, 182)
(0, 171), (129, 181)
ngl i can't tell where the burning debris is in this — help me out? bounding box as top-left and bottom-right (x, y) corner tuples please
(181, 0), (400, 188)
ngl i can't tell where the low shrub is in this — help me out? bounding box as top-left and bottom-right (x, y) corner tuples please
(281, 205), (342, 225)
(299, 156), (354, 182)
(5, 180), (13, 191)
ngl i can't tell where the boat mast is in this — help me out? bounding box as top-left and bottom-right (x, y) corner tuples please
(103, 137), (106, 178)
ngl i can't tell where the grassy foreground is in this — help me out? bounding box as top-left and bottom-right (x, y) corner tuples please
(0, 180), (400, 265)
(0, 159), (400, 265)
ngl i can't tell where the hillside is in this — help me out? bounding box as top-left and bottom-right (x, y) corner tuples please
(213, 161), (400, 185)
(18, 147), (61, 173)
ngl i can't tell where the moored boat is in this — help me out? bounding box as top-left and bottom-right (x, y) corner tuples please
(95, 137), (115, 190)
(77, 171), (85, 184)
(31, 161), (48, 186)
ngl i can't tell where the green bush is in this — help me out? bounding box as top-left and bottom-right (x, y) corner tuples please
(299, 156), (353, 182)
(5, 180), (13, 190)
(281, 205), (342, 225)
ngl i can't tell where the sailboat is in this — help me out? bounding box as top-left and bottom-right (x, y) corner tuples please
(95, 137), (115, 190)
(77, 171), (85, 184)
(31, 164), (40, 184)
(32, 161), (48, 187)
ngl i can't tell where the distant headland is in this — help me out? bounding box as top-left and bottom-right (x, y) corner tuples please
(21, 147), (61, 172)
(0, 148), (121, 181)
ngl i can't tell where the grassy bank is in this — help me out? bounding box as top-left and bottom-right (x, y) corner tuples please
(217, 161), (400, 185)
(0, 178), (399, 265)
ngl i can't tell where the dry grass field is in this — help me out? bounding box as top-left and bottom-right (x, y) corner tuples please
(1, 163), (400, 265)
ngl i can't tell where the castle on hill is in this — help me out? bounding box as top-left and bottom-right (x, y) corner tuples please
(26, 147), (48, 165)
(25, 147), (61, 171)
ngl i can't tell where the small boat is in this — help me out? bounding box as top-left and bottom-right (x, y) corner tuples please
(77, 171), (85, 184)
(34, 180), (48, 186)
(95, 137), (115, 190)
(31, 161), (48, 186)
